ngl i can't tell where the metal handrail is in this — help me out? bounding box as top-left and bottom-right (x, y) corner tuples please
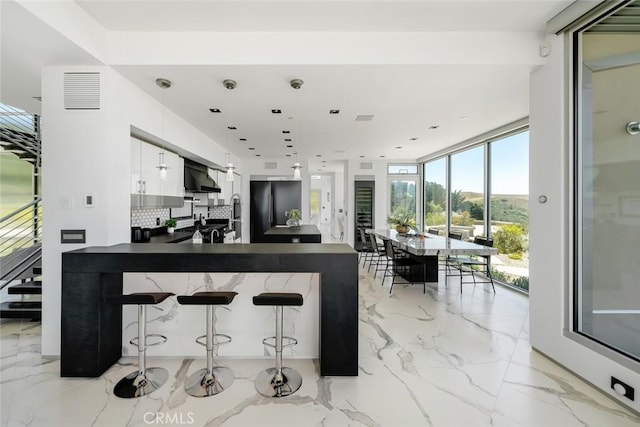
(0, 198), (41, 223)
(0, 197), (42, 258)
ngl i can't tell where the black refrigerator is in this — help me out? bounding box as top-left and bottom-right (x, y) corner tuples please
(250, 180), (302, 242)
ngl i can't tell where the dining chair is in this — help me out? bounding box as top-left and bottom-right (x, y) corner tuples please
(454, 236), (496, 293)
(381, 238), (425, 294)
(358, 228), (376, 267)
(367, 233), (387, 277)
(444, 231), (464, 282)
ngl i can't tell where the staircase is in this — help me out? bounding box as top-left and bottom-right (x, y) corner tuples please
(1, 103), (42, 321)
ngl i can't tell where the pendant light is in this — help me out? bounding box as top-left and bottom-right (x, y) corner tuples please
(292, 152), (302, 181)
(290, 78), (304, 180)
(225, 152), (235, 181)
(223, 79), (237, 181)
(155, 78), (171, 181)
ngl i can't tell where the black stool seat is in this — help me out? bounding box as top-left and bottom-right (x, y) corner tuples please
(177, 291), (237, 305)
(253, 292), (303, 306)
(106, 292), (174, 305)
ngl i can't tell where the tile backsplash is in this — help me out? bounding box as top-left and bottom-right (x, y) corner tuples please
(132, 205), (230, 230)
(131, 208), (170, 228)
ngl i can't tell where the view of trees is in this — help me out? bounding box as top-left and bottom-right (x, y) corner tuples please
(390, 180), (416, 214)
(424, 181), (528, 227)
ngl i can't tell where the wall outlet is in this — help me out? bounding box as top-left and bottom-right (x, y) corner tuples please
(611, 377), (635, 401)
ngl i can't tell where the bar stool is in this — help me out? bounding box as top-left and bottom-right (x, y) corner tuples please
(105, 292), (174, 398)
(177, 291), (237, 397)
(253, 292), (303, 397)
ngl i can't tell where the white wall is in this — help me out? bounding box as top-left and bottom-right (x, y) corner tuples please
(41, 66), (234, 356)
(529, 34), (640, 412)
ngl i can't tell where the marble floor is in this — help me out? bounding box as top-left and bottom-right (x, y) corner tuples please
(2, 263), (639, 427)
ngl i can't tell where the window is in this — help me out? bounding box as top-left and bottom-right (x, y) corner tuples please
(423, 158), (447, 234)
(489, 131), (529, 291)
(450, 146), (485, 241)
(388, 164), (418, 174)
(420, 125), (529, 291)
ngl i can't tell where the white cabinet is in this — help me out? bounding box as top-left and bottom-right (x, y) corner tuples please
(131, 137), (183, 207)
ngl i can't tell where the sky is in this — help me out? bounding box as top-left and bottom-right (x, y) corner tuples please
(425, 131), (529, 195)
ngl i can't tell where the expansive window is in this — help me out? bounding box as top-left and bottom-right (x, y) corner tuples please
(489, 132), (529, 290)
(575, 17), (640, 361)
(450, 146), (485, 240)
(388, 164), (418, 228)
(420, 128), (529, 291)
(423, 158), (447, 234)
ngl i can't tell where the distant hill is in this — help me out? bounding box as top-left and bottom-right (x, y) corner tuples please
(461, 191), (529, 225)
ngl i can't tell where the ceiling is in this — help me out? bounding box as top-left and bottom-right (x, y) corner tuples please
(1, 0), (575, 172)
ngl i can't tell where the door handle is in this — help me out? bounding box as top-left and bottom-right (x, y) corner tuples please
(268, 194), (273, 224)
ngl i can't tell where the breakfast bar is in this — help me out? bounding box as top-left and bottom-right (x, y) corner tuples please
(61, 243), (358, 378)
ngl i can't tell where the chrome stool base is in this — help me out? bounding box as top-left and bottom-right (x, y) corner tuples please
(184, 366), (234, 397)
(255, 367), (302, 398)
(114, 367), (169, 398)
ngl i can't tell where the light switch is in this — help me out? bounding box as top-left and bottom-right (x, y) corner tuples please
(84, 194), (95, 207)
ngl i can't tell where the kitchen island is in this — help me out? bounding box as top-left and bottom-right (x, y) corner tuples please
(263, 224), (322, 243)
(61, 243), (357, 377)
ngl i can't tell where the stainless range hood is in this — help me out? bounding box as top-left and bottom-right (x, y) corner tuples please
(184, 158), (221, 193)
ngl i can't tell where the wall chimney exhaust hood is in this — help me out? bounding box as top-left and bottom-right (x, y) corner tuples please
(184, 158), (221, 193)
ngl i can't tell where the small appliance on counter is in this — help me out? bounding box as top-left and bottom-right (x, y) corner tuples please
(131, 227), (151, 242)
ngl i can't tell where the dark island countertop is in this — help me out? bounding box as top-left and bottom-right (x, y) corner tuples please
(61, 242), (358, 378)
(263, 225), (322, 243)
(264, 225), (321, 236)
(147, 230), (193, 244)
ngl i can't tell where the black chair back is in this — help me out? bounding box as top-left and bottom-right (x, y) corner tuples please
(427, 228), (440, 236)
(448, 231), (463, 240)
(474, 236), (493, 247)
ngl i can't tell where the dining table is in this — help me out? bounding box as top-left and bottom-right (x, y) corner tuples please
(368, 229), (498, 282)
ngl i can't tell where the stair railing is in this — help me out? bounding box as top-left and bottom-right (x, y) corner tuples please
(0, 197), (43, 258)
(0, 103), (40, 160)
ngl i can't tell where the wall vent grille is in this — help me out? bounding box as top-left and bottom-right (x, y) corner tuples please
(264, 161), (278, 169)
(64, 72), (100, 110)
(360, 162), (373, 170)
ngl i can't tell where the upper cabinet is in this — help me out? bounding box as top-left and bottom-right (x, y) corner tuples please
(131, 137), (184, 208)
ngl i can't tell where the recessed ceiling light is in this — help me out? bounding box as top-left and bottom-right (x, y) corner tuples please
(322, 160), (326, 163)
(255, 154), (261, 157)
(359, 155), (365, 158)
(460, 116), (468, 120)
(282, 130), (290, 134)
(409, 137), (418, 141)
(228, 126), (237, 130)
(355, 115), (374, 121)
(209, 108), (221, 113)
(429, 125), (440, 130)
(396, 146), (403, 149)
(286, 144), (293, 148)
(284, 138), (292, 142)
(33, 96), (42, 101)
(248, 147), (255, 150)
(239, 138), (247, 141)
(286, 154), (291, 157)
(272, 109), (282, 114)
(379, 155), (386, 158)
(316, 154), (322, 157)
(329, 109), (340, 114)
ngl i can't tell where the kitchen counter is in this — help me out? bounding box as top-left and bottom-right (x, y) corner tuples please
(61, 243), (358, 378)
(263, 225), (322, 243)
(147, 230), (193, 243)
